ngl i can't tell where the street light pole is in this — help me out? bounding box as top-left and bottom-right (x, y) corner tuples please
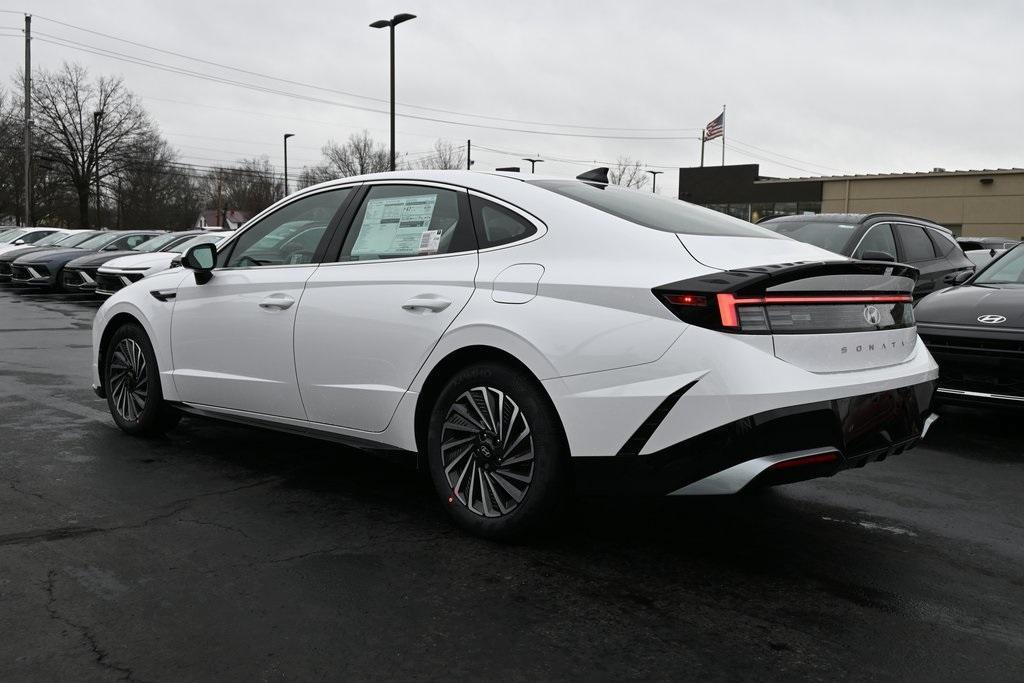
(283, 133), (294, 198)
(93, 110), (103, 228)
(646, 169), (663, 193)
(522, 158), (543, 173)
(370, 13), (416, 172)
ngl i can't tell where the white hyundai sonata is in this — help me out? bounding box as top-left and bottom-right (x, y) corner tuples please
(92, 169), (939, 537)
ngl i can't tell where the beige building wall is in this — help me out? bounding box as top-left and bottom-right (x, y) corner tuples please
(820, 172), (1024, 239)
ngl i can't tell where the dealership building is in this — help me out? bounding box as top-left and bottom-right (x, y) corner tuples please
(678, 164), (1024, 239)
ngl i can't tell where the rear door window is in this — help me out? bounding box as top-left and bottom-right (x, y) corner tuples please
(853, 223), (897, 259)
(339, 185), (476, 261)
(895, 224), (937, 262)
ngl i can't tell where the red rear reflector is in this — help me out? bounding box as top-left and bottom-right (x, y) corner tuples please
(665, 294), (707, 307)
(768, 451), (840, 470)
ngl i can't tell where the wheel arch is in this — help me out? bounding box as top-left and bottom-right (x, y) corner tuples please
(412, 344), (567, 463)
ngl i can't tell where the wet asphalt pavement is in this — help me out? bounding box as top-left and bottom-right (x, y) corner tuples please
(0, 285), (1022, 681)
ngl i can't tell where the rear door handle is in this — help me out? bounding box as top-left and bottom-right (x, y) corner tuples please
(259, 294), (295, 310)
(402, 295), (452, 313)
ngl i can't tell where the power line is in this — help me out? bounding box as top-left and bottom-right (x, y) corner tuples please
(30, 13), (698, 134)
(728, 137), (840, 173)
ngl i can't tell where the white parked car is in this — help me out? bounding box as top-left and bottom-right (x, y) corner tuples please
(0, 227), (67, 254)
(92, 170), (939, 538)
(95, 232), (231, 296)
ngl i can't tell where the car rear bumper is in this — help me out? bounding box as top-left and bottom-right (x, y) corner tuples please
(570, 380), (936, 495)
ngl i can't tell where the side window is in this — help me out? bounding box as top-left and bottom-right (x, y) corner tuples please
(106, 234), (151, 250)
(339, 185), (475, 261)
(854, 223), (897, 259)
(926, 228), (957, 257)
(21, 231), (53, 244)
(224, 188), (350, 268)
(469, 195), (538, 248)
(896, 224), (936, 262)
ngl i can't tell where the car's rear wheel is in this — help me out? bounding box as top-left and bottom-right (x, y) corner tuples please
(427, 362), (568, 539)
(104, 323), (181, 436)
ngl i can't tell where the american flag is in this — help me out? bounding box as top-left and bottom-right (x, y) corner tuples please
(704, 112), (725, 141)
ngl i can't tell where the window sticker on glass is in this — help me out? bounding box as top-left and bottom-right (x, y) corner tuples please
(352, 194), (439, 256)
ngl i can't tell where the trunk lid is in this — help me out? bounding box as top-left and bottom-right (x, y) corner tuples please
(677, 233), (845, 270)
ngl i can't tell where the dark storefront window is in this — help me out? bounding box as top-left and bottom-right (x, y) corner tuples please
(705, 201), (818, 224)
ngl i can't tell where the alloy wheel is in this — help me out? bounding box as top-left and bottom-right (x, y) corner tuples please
(109, 338), (148, 422)
(440, 386), (535, 518)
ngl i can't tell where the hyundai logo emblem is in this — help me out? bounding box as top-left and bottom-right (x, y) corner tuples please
(862, 305), (882, 325)
(977, 314), (1007, 324)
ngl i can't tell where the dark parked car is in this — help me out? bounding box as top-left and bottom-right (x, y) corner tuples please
(916, 243), (1024, 408)
(61, 231), (206, 292)
(10, 231), (161, 290)
(0, 231), (101, 281)
(760, 213), (975, 299)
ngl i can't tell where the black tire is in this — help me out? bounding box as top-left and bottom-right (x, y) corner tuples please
(104, 323), (181, 436)
(426, 362), (568, 540)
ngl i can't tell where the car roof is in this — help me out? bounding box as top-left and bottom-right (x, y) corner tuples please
(763, 212), (951, 232)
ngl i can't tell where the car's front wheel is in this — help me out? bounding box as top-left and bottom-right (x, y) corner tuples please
(426, 362), (568, 540)
(104, 323), (181, 436)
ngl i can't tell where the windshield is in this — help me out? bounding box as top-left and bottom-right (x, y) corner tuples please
(55, 231), (101, 247)
(171, 233), (226, 253)
(132, 232), (184, 252)
(76, 233), (123, 250)
(32, 232), (71, 246)
(0, 228), (27, 243)
(759, 219), (857, 254)
(974, 245), (1024, 286)
(529, 180), (783, 238)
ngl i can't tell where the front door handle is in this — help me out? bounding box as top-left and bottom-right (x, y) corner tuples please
(402, 295), (452, 313)
(259, 294), (295, 310)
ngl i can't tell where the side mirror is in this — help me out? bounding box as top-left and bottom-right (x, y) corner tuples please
(954, 270), (973, 285)
(182, 243), (216, 284)
(861, 250), (896, 262)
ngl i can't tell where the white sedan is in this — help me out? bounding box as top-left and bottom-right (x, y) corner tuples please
(92, 170), (939, 538)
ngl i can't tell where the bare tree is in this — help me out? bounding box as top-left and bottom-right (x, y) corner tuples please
(114, 134), (202, 229)
(28, 63), (154, 227)
(608, 156), (650, 191)
(300, 130), (392, 186)
(205, 157), (282, 219)
(415, 139), (466, 170)
(0, 87), (22, 222)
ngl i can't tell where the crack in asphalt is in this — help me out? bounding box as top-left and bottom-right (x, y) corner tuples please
(0, 478), (281, 548)
(44, 569), (142, 682)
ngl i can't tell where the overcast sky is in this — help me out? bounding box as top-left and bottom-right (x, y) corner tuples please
(3, 0), (1022, 193)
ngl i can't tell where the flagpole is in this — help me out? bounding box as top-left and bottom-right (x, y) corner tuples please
(700, 130), (705, 167)
(721, 104), (726, 166)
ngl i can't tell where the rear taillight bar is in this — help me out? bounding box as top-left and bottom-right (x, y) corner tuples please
(717, 293), (913, 328)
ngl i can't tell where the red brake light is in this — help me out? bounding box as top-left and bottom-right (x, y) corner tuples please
(716, 293), (913, 329)
(664, 294), (707, 307)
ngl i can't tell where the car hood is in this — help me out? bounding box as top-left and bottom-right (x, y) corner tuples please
(100, 252), (175, 270)
(676, 234), (846, 270)
(916, 284), (1024, 329)
(66, 250), (138, 268)
(0, 245), (64, 263)
(15, 247), (96, 264)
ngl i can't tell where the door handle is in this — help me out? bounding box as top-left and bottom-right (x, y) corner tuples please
(259, 294), (295, 310)
(402, 295), (452, 313)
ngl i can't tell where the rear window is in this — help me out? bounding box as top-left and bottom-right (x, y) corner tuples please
(759, 219), (857, 254)
(529, 180), (782, 238)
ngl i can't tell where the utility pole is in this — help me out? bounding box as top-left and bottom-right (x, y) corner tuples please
(116, 177), (122, 229)
(466, 139), (471, 170)
(646, 170), (663, 193)
(93, 110), (103, 227)
(699, 130), (705, 168)
(23, 14), (31, 226)
(216, 175), (223, 228)
(283, 133), (294, 198)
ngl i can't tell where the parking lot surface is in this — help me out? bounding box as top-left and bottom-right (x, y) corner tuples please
(1, 286), (1022, 680)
